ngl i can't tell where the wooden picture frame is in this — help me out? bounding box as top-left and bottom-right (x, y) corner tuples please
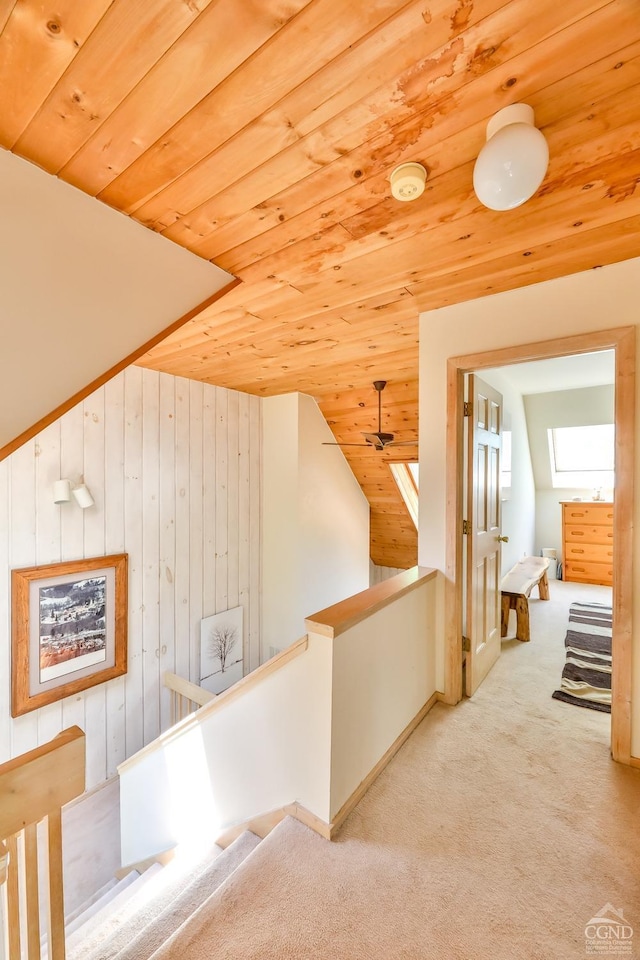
(11, 554), (128, 717)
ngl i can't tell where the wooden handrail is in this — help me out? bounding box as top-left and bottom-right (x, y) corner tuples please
(0, 726), (86, 960)
(118, 636), (309, 774)
(164, 671), (216, 725)
(305, 566), (437, 639)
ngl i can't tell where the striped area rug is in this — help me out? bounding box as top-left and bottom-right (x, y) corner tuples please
(552, 602), (612, 713)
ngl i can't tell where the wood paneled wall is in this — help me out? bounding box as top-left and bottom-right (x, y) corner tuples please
(0, 368), (261, 790)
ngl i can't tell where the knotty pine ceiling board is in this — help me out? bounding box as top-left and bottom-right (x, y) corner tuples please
(2, 0), (639, 568)
(164, 0), (636, 268)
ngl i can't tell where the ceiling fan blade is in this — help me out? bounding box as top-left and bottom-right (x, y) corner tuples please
(324, 382), (414, 454)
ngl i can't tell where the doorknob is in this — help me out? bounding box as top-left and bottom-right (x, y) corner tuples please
(496, 535), (509, 542)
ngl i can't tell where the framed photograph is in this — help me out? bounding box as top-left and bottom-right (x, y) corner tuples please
(200, 606), (243, 695)
(11, 554), (128, 717)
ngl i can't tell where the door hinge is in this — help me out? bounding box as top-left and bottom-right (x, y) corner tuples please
(462, 636), (471, 652)
(463, 519), (471, 535)
(463, 401), (471, 417)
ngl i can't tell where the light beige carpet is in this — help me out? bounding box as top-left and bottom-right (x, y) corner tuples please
(108, 831), (260, 960)
(152, 580), (640, 959)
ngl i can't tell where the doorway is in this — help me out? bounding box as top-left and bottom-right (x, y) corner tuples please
(444, 327), (634, 764)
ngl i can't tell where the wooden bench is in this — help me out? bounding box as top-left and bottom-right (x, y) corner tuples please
(500, 556), (551, 642)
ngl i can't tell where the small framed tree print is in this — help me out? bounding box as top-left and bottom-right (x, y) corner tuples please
(200, 606), (243, 695)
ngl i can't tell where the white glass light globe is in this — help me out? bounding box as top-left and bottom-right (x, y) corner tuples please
(473, 104), (549, 211)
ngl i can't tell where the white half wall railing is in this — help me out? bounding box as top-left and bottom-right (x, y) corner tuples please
(305, 569), (439, 822)
(118, 567), (441, 863)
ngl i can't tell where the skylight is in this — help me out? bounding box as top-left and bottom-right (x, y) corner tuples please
(390, 462), (418, 529)
(548, 424), (614, 489)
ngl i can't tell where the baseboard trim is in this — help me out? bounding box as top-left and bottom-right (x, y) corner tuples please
(285, 802), (332, 840)
(216, 807), (289, 848)
(436, 690), (459, 706)
(216, 801), (331, 848)
(628, 756), (640, 770)
(62, 772), (119, 811)
(115, 846), (176, 879)
(328, 690), (440, 838)
(215, 692), (440, 848)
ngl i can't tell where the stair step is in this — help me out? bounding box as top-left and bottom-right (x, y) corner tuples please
(66, 863), (164, 958)
(93, 831), (260, 960)
(41, 875), (122, 957)
(64, 876), (119, 926)
(146, 818), (304, 960)
(64, 870), (142, 938)
(68, 839), (223, 960)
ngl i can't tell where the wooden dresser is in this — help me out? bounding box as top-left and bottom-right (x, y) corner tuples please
(561, 501), (614, 586)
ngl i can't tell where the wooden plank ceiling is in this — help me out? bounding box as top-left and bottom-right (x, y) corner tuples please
(2, 0), (639, 567)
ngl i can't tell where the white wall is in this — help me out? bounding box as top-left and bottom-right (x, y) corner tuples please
(418, 256), (640, 754)
(120, 636), (333, 864)
(524, 385), (614, 489)
(481, 368), (536, 575)
(262, 393), (370, 658)
(262, 396), (300, 655)
(298, 394), (370, 616)
(0, 368), (261, 790)
(0, 148), (232, 449)
(119, 572), (439, 863)
(329, 575), (438, 818)
(524, 385), (614, 559)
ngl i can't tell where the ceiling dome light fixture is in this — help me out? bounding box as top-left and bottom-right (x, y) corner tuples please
(390, 162), (427, 201)
(473, 103), (549, 211)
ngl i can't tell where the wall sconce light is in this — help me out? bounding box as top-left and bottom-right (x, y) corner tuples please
(72, 484), (95, 509)
(53, 479), (94, 509)
(473, 103), (549, 211)
(53, 479), (72, 504)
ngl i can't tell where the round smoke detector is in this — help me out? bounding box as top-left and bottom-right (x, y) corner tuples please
(389, 162), (428, 202)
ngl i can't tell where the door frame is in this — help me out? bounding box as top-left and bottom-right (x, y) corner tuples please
(444, 326), (635, 764)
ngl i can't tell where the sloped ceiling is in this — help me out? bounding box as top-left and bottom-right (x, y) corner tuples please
(0, 148), (232, 452)
(485, 350), (615, 395)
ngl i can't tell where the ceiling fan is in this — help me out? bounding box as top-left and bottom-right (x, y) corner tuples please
(323, 380), (418, 452)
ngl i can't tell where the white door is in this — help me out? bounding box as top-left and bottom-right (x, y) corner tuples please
(465, 375), (503, 696)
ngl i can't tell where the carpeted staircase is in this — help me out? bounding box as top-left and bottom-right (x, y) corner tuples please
(42, 581), (639, 960)
(63, 830), (262, 960)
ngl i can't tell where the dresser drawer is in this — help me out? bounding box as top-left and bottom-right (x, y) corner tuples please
(561, 501), (614, 586)
(564, 560), (613, 586)
(564, 542), (613, 563)
(562, 504), (613, 525)
(564, 524), (614, 546)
